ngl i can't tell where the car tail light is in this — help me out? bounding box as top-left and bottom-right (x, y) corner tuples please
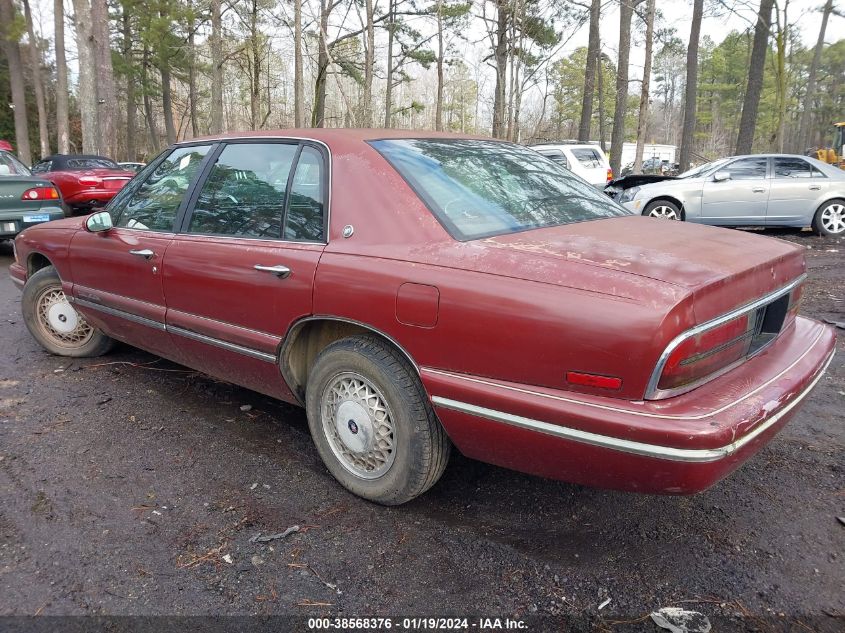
(606, 168), (613, 183)
(21, 186), (60, 200)
(650, 280), (802, 398)
(79, 175), (103, 186)
(566, 371), (622, 390)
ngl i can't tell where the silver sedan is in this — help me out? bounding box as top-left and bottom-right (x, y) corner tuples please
(618, 154), (845, 236)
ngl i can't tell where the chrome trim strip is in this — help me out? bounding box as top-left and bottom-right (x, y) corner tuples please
(168, 325), (277, 363)
(423, 324), (827, 421)
(645, 274), (807, 400)
(432, 350), (832, 463)
(75, 297), (166, 331)
(74, 297), (277, 363)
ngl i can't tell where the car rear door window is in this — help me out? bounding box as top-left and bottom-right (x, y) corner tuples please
(773, 157), (823, 178)
(188, 143), (298, 238)
(726, 157), (768, 180)
(113, 145), (211, 231)
(284, 146), (326, 242)
(570, 148), (602, 168)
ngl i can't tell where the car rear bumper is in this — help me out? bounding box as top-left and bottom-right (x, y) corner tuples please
(0, 207), (65, 237)
(64, 189), (120, 207)
(423, 316), (835, 494)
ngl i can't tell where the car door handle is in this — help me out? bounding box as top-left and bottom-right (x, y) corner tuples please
(129, 249), (155, 259)
(752, 187), (766, 193)
(809, 185), (821, 190)
(253, 264), (291, 278)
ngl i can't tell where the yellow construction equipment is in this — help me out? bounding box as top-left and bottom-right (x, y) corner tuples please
(807, 122), (845, 169)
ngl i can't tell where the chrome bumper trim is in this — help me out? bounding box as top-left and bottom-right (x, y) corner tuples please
(11, 276), (24, 290)
(431, 350), (833, 463)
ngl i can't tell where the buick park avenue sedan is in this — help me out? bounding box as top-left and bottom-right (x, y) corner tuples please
(10, 130), (835, 505)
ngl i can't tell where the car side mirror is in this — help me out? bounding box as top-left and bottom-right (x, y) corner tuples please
(85, 211), (113, 233)
(713, 171), (731, 182)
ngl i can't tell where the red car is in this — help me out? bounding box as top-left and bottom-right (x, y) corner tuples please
(9, 130), (835, 505)
(31, 154), (136, 215)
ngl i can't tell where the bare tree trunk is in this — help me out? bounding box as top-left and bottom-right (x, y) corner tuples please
(294, 0), (304, 127)
(187, 0), (198, 137)
(160, 64), (176, 143)
(609, 0), (638, 176)
(633, 0), (655, 173)
(210, 0), (224, 133)
(91, 0), (116, 157)
(362, 0), (375, 126)
(597, 52), (606, 151)
(22, 0), (49, 158)
(735, 0), (774, 155)
(679, 0), (704, 172)
(0, 0), (31, 164)
(435, 0), (444, 131)
(384, 0), (395, 127)
(578, 0), (600, 141)
(796, 0), (831, 152)
(142, 45), (160, 152)
(249, 0), (260, 128)
(491, 0), (508, 139)
(122, 9), (136, 161)
(773, 0), (789, 153)
(55, 0), (70, 153)
(312, 0), (330, 127)
(71, 0), (98, 154)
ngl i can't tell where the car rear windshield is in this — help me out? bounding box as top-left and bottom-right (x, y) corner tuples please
(370, 139), (627, 241)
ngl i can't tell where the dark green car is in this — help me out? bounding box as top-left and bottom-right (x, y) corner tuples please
(0, 150), (66, 239)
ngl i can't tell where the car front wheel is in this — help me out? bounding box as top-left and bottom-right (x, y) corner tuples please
(22, 266), (114, 357)
(305, 335), (451, 505)
(813, 199), (845, 236)
(643, 200), (683, 220)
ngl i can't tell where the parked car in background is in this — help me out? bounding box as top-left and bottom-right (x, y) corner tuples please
(31, 154), (136, 215)
(118, 162), (147, 174)
(531, 142), (613, 187)
(10, 130), (834, 505)
(613, 154), (845, 236)
(0, 140), (14, 152)
(0, 150), (65, 240)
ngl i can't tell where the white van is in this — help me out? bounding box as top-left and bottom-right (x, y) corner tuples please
(531, 143), (613, 188)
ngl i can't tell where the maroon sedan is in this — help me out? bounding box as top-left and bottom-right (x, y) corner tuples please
(31, 154), (135, 215)
(10, 130), (835, 505)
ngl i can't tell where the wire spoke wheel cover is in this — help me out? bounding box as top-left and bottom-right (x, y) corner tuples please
(321, 372), (397, 479)
(648, 205), (680, 220)
(820, 203), (845, 234)
(35, 287), (94, 348)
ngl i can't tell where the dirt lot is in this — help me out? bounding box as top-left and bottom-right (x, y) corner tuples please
(0, 228), (842, 631)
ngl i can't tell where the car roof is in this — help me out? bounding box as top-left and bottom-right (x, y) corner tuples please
(38, 154), (115, 162)
(174, 128), (493, 148)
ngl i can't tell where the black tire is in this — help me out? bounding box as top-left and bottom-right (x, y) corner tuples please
(812, 199), (845, 236)
(22, 266), (114, 357)
(305, 335), (451, 505)
(643, 199), (683, 221)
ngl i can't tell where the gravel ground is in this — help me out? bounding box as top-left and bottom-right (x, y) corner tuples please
(0, 229), (842, 632)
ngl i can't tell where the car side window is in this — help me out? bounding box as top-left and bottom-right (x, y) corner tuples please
(539, 151), (570, 170)
(32, 160), (51, 173)
(726, 157), (767, 180)
(188, 143), (298, 238)
(773, 157), (815, 178)
(284, 146), (326, 242)
(570, 148), (602, 168)
(113, 145), (211, 231)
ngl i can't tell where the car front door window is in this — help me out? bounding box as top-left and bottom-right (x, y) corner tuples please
(726, 157), (768, 180)
(113, 145), (211, 231)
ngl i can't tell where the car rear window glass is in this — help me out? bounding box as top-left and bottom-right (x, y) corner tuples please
(371, 139), (627, 241)
(113, 145), (211, 231)
(0, 151), (30, 176)
(726, 157), (767, 180)
(31, 160), (51, 173)
(284, 146), (326, 242)
(66, 158), (118, 169)
(188, 143), (297, 239)
(773, 157), (822, 178)
(570, 148), (603, 168)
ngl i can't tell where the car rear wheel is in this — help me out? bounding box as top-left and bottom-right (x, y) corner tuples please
(305, 335), (451, 505)
(813, 199), (845, 236)
(22, 266), (114, 357)
(643, 200), (683, 220)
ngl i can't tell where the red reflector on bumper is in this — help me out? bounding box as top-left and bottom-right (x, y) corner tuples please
(566, 371), (622, 390)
